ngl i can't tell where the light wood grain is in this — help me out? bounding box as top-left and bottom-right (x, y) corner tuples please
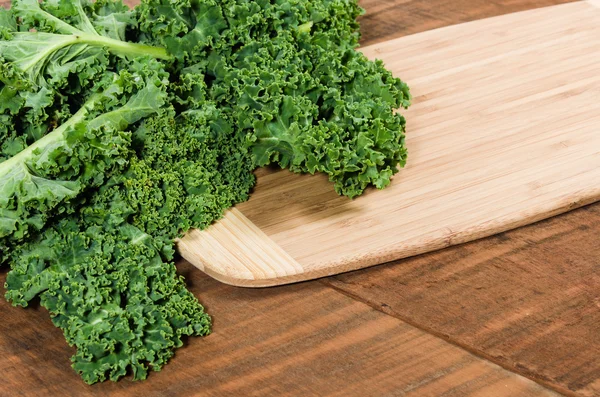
(179, 1), (600, 287)
(177, 208), (304, 283)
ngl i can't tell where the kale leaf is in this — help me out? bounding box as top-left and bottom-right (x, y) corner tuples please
(0, 66), (167, 254)
(138, 0), (410, 197)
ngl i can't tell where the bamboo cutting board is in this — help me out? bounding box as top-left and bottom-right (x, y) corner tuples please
(178, 1), (600, 287)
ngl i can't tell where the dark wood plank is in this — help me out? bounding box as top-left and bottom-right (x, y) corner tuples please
(326, 203), (600, 396)
(0, 264), (559, 397)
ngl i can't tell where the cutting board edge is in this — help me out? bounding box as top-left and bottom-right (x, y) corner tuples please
(177, 1), (600, 287)
(177, 208), (306, 286)
(184, 186), (600, 288)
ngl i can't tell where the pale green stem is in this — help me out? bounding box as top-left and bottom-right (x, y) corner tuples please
(74, 33), (171, 60)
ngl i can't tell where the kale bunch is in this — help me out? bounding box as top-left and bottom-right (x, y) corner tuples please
(0, 0), (410, 384)
(138, 0), (410, 197)
(5, 107), (250, 383)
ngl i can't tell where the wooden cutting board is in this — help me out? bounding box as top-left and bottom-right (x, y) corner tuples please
(178, 1), (600, 287)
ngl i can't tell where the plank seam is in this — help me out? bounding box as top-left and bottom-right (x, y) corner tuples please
(320, 278), (578, 397)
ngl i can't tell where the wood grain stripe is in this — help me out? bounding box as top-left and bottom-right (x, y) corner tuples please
(0, 271), (561, 396)
(178, 209), (304, 285)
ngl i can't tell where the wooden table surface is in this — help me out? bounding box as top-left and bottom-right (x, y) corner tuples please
(1, 0), (598, 396)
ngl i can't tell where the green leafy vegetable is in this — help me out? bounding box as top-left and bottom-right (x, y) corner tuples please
(0, 68), (167, 251)
(1, 0), (410, 384)
(5, 105), (254, 383)
(138, 0), (410, 197)
(1, 0), (169, 92)
(6, 217), (211, 383)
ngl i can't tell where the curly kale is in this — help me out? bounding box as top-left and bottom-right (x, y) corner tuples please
(137, 0), (410, 197)
(0, 0), (169, 160)
(6, 219), (211, 384)
(5, 0), (169, 88)
(1, 0), (410, 384)
(0, 65), (167, 254)
(5, 106), (254, 383)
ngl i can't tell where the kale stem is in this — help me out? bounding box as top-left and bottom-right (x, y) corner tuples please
(75, 33), (171, 60)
